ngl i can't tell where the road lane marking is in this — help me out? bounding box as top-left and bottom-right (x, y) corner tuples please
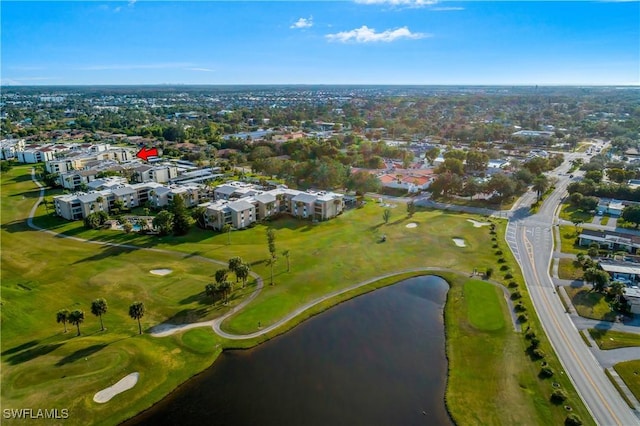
(522, 227), (624, 425)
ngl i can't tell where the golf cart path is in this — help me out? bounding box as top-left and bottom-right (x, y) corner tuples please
(28, 170), (520, 341)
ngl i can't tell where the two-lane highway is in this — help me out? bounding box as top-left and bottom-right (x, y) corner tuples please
(506, 147), (640, 425)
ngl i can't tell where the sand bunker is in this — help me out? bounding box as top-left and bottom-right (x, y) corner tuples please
(406, 223), (418, 228)
(467, 219), (491, 228)
(452, 238), (467, 247)
(93, 372), (139, 403)
(150, 269), (172, 276)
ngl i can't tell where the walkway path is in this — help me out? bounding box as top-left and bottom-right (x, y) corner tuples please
(28, 170), (520, 340)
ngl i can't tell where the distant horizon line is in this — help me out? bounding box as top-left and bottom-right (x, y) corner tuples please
(3, 83), (639, 88)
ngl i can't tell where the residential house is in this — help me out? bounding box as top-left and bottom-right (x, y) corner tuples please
(596, 199), (625, 217)
(578, 229), (640, 254)
(598, 259), (640, 285)
(623, 287), (640, 314)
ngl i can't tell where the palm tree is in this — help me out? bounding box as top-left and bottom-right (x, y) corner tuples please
(42, 197), (51, 213)
(532, 175), (549, 200)
(228, 256), (243, 282)
(282, 250), (290, 273)
(68, 310), (85, 336)
(267, 255), (277, 285)
(56, 309), (69, 333)
(220, 281), (232, 304)
(235, 263), (251, 288)
(215, 268), (228, 285)
(129, 301), (145, 335)
(609, 281), (625, 303)
(90, 298), (108, 331)
(383, 208), (391, 224)
(221, 223), (232, 245)
(205, 283), (217, 303)
(406, 200), (416, 217)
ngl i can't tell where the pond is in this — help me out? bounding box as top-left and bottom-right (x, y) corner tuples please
(126, 275), (453, 426)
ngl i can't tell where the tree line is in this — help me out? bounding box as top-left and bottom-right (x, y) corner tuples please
(56, 299), (146, 336)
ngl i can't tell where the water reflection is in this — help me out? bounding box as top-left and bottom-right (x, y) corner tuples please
(127, 275), (453, 426)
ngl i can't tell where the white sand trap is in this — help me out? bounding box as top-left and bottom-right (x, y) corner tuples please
(150, 269), (172, 276)
(406, 223), (418, 228)
(467, 219), (491, 228)
(452, 238), (467, 247)
(93, 372), (139, 403)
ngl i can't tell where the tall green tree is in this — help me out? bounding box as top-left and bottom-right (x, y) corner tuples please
(205, 283), (217, 304)
(152, 210), (174, 235)
(267, 256), (277, 285)
(219, 281), (232, 304)
(609, 281), (625, 303)
(170, 194), (193, 236)
(430, 172), (463, 198)
(487, 173), (516, 200)
(267, 228), (277, 259)
(622, 205), (640, 228)
(90, 298), (108, 331)
(215, 268), (229, 285)
(383, 208), (391, 224)
(346, 170), (381, 195)
(424, 147), (440, 165)
(221, 223), (232, 245)
(228, 257), (243, 282)
(436, 158), (464, 176)
(129, 302), (145, 335)
(592, 269), (610, 293)
(191, 206), (207, 229)
(532, 174), (549, 200)
(68, 310), (85, 336)
(56, 309), (69, 333)
(235, 263), (251, 288)
(465, 150), (489, 172)
(406, 200), (416, 217)
(282, 250), (290, 273)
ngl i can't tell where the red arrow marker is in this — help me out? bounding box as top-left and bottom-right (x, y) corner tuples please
(136, 147), (158, 161)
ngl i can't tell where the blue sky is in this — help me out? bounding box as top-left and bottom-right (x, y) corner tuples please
(2, 1), (639, 85)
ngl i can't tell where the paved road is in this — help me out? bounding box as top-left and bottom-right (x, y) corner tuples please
(506, 147), (640, 426)
(30, 164), (640, 423)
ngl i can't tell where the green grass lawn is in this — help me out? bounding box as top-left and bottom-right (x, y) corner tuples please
(1, 165), (593, 425)
(564, 287), (617, 321)
(613, 360), (640, 403)
(558, 258), (583, 280)
(559, 225), (586, 255)
(464, 280), (506, 331)
(559, 203), (593, 224)
(444, 274), (593, 426)
(588, 329), (640, 350)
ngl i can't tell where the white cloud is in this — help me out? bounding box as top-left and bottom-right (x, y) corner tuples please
(354, 0), (438, 7)
(326, 26), (428, 43)
(128, 0), (137, 6)
(290, 17), (313, 29)
(186, 67), (214, 72)
(432, 6), (464, 11)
